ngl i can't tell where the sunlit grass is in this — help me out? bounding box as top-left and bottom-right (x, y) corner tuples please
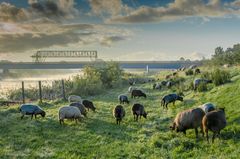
(1, 67), (240, 158)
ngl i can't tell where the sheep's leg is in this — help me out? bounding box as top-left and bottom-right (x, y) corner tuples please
(35, 114), (37, 119)
(75, 118), (78, 124)
(173, 101), (175, 106)
(183, 130), (186, 135)
(200, 124), (204, 137)
(136, 115), (139, 122)
(212, 133), (216, 143)
(165, 103), (168, 109)
(21, 114), (24, 119)
(31, 114), (34, 120)
(195, 128), (199, 138)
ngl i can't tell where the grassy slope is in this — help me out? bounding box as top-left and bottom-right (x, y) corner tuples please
(1, 68), (240, 159)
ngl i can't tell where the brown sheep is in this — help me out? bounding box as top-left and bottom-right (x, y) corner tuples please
(170, 108), (205, 138)
(132, 103), (147, 121)
(113, 105), (125, 125)
(202, 108), (227, 143)
(131, 90), (146, 98)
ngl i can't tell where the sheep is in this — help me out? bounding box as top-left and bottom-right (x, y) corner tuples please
(195, 68), (201, 74)
(166, 81), (174, 88)
(199, 102), (215, 113)
(172, 72), (178, 76)
(189, 65), (197, 69)
(170, 108), (205, 138)
(153, 83), (161, 90)
(113, 105), (125, 125)
(193, 78), (212, 90)
(161, 80), (167, 86)
(68, 95), (82, 103)
(58, 106), (84, 125)
(19, 104), (46, 119)
(69, 102), (87, 117)
(131, 89), (146, 99)
(82, 99), (96, 112)
(165, 74), (172, 79)
(132, 103), (147, 121)
(202, 108), (227, 143)
(161, 93), (183, 109)
(118, 94), (130, 104)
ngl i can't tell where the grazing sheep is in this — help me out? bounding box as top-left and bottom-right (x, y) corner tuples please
(170, 108), (205, 138)
(172, 72), (178, 76)
(166, 81), (173, 88)
(195, 68), (201, 74)
(193, 78), (212, 90)
(113, 105), (125, 125)
(68, 95), (82, 103)
(189, 65), (197, 69)
(161, 93), (183, 109)
(58, 106), (84, 125)
(161, 81), (167, 86)
(118, 94), (130, 104)
(69, 102), (87, 117)
(131, 89), (147, 99)
(82, 100), (96, 112)
(199, 103), (215, 113)
(202, 108), (227, 143)
(19, 104), (46, 119)
(132, 103), (147, 121)
(153, 83), (161, 90)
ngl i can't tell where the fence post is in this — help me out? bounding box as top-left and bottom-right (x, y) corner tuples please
(38, 81), (42, 103)
(21, 81), (25, 104)
(61, 79), (66, 101)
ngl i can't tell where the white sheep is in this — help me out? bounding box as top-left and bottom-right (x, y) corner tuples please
(59, 106), (84, 125)
(68, 95), (82, 103)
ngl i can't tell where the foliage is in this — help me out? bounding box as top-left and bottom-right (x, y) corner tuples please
(211, 44), (240, 65)
(185, 69), (194, 76)
(210, 69), (230, 86)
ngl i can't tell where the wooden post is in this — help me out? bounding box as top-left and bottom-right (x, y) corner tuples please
(38, 81), (42, 103)
(61, 79), (66, 101)
(21, 81), (25, 104)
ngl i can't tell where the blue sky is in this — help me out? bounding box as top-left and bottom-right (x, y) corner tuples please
(0, 0), (240, 61)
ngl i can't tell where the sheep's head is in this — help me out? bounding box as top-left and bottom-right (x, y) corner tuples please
(143, 112), (147, 119)
(41, 111), (46, 118)
(178, 96), (183, 102)
(170, 122), (176, 131)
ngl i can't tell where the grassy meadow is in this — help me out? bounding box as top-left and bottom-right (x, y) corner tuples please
(1, 67), (240, 159)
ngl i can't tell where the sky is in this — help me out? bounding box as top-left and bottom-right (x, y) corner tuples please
(0, 0), (240, 62)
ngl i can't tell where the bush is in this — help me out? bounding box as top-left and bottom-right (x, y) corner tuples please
(211, 69), (230, 86)
(185, 69), (194, 76)
(197, 82), (208, 92)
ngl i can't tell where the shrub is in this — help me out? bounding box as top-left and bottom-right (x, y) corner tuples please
(185, 69), (194, 76)
(211, 69), (230, 86)
(197, 82), (208, 92)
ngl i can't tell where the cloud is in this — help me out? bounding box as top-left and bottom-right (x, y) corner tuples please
(100, 36), (127, 47)
(88, 0), (131, 17)
(28, 0), (78, 19)
(0, 2), (28, 22)
(107, 0), (238, 23)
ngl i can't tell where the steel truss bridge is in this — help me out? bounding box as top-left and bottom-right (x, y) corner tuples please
(31, 50), (98, 62)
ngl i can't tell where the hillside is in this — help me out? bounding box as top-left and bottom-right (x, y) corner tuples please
(0, 67), (240, 159)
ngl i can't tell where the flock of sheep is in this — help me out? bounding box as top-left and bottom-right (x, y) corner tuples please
(18, 66), (227, 143)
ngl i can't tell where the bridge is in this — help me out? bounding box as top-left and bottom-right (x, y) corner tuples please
(31, 50), (98, 62)
(0, 61), (201, 73)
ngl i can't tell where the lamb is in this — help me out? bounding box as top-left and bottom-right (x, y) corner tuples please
(132, 103), (147, 121)
(69, 102), (87, 117)
(113, 105), (125, 125)
(19, 104), (46, 119)
(202, 108), (227, 143)
(193, 78), (212, 90)
(170, 108), (205, 138)
(58, 106), (84, 125)
(199, 102), (215, 113)
(161, 93), (183, 109)
(68, 95), (82, 103)
(131, 89), (147, 99)
(82, 99), (96, 112)
(118, 94), (130, 104)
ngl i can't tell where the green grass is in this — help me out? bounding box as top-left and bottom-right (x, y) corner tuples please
(1, 67), (240, 158)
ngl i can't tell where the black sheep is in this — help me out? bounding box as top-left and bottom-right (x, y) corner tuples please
(131, 89), (147, 99)
(132, 103), (147, 121)
(113, 105), (125, 125)
(82, 100), (96, 112)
